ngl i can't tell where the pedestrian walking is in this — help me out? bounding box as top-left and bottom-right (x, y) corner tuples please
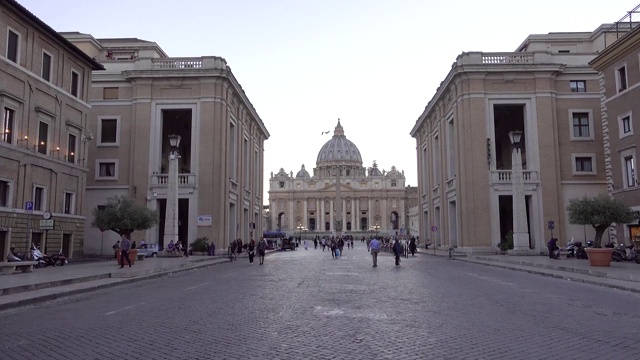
(409, 238), (417, 256)
(314, 238), (318, 249)
(112, 240), (120, 259)
(392, 238), (402, 267)
(322, 238), (327, 252)
(369, 237), (381, 267)
(258, 238), (267, 265)
(248, 239), (256, 264)
(304, 238), (308, 250)
(119, 235), (132, 268)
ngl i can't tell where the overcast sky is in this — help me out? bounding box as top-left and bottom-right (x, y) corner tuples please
(19, 0), (636, 198)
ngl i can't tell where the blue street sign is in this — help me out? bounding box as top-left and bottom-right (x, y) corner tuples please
(25, 201), (34, 212)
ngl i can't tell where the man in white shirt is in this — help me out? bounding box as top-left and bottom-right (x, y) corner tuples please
(369, 237), (381, 267)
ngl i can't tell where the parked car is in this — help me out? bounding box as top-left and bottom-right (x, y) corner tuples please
(136, 243), (160, 257)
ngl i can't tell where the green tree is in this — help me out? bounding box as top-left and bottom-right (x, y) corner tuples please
(567, 194), (638, 248)
(91, 195), (159, 239)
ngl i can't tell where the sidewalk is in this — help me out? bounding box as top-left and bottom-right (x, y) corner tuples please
(420, 248), (640, 293)
(0, 251), (271, 311)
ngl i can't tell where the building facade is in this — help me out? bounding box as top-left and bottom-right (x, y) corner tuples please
(0, 0), (103, 258)
(62, 33), (269, 254)
(268, 121), (416, 238)
(590, 18), (640, 244)
(410, 26), (624, 253)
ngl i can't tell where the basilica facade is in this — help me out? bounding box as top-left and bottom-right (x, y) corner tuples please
(268, 121), (416, 238)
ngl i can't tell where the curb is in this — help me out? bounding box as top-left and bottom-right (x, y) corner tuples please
(454, 257), (640, 294)
(0, 258), (230, 311)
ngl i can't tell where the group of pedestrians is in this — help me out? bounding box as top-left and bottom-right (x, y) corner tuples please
(230, 238), (268, 264)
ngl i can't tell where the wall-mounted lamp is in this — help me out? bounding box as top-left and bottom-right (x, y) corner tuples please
(17, 135), (28, 143)
(152, 192), (158, 198)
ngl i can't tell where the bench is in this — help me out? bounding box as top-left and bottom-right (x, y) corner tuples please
(0, 261), (39, 274)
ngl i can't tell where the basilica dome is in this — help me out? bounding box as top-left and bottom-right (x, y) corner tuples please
(316, 120), (363, 167)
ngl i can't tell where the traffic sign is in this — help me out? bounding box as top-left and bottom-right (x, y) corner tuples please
(431, 226), (438, 232)
(25, 201), (34, 213)
(547, 220), (555, 230)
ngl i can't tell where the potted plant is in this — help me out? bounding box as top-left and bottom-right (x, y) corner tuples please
(567, 194), (638, 267)
(497, 231), (513, 254)
(189, 237), (209, 256)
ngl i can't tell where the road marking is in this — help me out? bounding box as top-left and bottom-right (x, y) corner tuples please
(104, 302), (145, 316)
(185, 282), (209, 290)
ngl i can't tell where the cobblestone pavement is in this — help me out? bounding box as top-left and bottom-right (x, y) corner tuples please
(1, 242), (638, 360)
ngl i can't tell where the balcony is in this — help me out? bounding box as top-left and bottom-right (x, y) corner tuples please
(150, 174), (196, 188)
(491, 170), (539, 183)
(244, 188), (251, 199)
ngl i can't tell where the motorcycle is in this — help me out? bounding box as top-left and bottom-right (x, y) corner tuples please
(566, 239), (588, 260)
(50, 251), (67, 266)
(30, 247), (56, 268)
(611, 243), (640, 263)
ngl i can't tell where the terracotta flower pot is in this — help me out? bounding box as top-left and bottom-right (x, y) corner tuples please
(584, 247), (614, 267)
(115, 249), (138, 265)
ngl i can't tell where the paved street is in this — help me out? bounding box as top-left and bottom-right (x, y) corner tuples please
(0, 242), (638, 360)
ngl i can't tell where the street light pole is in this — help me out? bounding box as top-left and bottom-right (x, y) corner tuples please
(163, 134), (181, 249)
(509, 131), (530, 252)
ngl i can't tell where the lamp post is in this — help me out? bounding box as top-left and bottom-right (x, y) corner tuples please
(163, 134), (181, 249)
(370, 224), (380, 237)
(508, 130), (530, 252)
(297, 223), (305, 242)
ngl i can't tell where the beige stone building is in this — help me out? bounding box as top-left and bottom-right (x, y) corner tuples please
(62, 33), (269, 254)
(268, 121), (416, 238)
(0, 0), (103, 258)
(410, 26), (625, 253)
(590, 18), (640, 243)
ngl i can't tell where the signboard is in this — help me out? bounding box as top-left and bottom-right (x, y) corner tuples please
(25, 201), (34, 213)
(39, 219), (54, 230)
(431, 226), (438, 232)
(547, 220), (555, 230)
(197, 215), (212, 226)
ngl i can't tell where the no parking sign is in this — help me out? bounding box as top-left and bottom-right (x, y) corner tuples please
(431, 226), (438, 232)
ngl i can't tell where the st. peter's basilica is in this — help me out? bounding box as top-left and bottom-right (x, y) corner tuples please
(267, 121), (418, 238)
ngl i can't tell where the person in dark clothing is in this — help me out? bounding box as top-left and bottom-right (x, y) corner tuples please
(409, 238), (417, 256)
(248, 239), (256, 264)
(119, 235), (132, 268)
(547, 238), (559, 259)
(257, 238), (267, 265)
(392, 239), (402, 266)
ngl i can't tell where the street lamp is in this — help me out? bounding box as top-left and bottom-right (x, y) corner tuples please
(370, 223), (380, 237)
(297, 223), (305, 242)
(508, 130), (530, 252)
(164, 134), (181, 250)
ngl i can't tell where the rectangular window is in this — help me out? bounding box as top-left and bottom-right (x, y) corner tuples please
(617, 66), (628, 92)
(622, 116), (632, 134)
(67, 133), (76, 163)
(2, 107), (14, 144)
(7, 30), (19, 63)
(42, 52), (52, 82)
(572, 113), (590, 138)
(0, 180), (9, 207)
(99, 162), (116, 178)
(625, 156), (635, 188)
(63, 192), (74, 214)
(575, 157), (593, 172)
(71, 70), (80, 97)
(37, 121), (48, 155)
(33, 186), (45, 211)
(570, 80), (586, 93)
(99, 118), (118, 144)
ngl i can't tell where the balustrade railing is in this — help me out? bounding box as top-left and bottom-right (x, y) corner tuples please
(482, 53), (534, 64)
(150, 174), (196, 186)
(491, 170), (539, 182)
(152, 58), (203, 69)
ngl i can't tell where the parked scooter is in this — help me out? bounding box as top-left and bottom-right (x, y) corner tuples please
(611, 243), (640, 263)
(565, 238), (588, 259)
(50, 251), (67, 266)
